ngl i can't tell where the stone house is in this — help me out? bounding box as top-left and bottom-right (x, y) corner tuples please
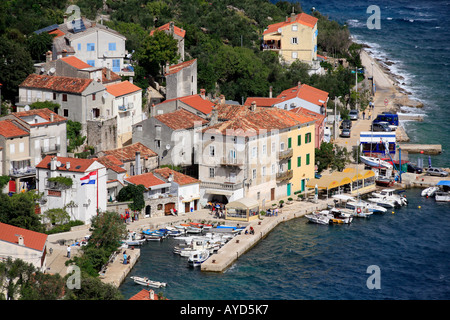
(151, 90), (215, 118)
(164, 59), (197, 100)
(96, 154), (127, 202)
(132, 108), (208, 167)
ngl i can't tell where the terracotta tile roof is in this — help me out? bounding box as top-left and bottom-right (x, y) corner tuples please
(0, 120), (29, 138)
(125, 172), (166, 189)
(243, 97), (281, 107)
(290, 107), (326, 124)
(102, 68), (121, 84)
(263, 12), (318, 35)
(277, 84), (329, 106)
(20, 74), (92, 94)
(97, 155), (126, 173)
(103, 142), (157, 162)
(129, 289), (167, 300)
(165, 59), (196, 76)
(105, 81), (142, 97)
(0, 222), (48, 252)
(214, 104), (264, 121)
(155, 108), (208, 130)
(48, 28), (65, 38)
(36, 156), (97, 173)
(203, 107), (314, 136)
(61, 56), (92, 70)
(157, 94), (215, 115)
(150, 22), (186, 38)
(13, 108), (67, 126)
(153, 167), (200, 186)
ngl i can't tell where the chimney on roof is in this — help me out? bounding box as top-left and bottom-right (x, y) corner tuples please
(66, 162), (70, 170)
(129, 77), (133, 84)
(165, 61), (170, 75)
(250, 101), (257, 112)
(200, 89), (206, 100)
(219, 94), (225, 105)
(135, 151), (141, 175)
(269, 86), (273, 98)
(169, 21), (174, 36)
(50, 113), (54, 122)
(17, 235), (24, 246)
(64, 14), (68, 24)
(291, 7), (296, 17)
(50, 156), (57, 171)
(46, 51), (52, 63)
(149, 290), (155, 300)
(209, 105), (219, 125)
(62, 50), (68, 58)
(106, 68), (111, 80)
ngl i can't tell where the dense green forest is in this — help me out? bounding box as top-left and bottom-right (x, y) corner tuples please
(0, 0), (360, 106)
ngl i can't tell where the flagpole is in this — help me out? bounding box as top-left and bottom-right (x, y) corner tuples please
(96, 169), (99, 214)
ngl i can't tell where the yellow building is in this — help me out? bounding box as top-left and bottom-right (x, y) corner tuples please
(263, 12), (318, 64)
(287, 117), (316, 197)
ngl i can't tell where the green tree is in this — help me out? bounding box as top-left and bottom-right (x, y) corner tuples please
(315, 142), (351, 173)
(135, 30), (180, 80)
(0, 36), (34, 103)
(67, 120), (86, 153)
(26, 32), (54, 61)
(64, 273), (123, 300)
(117, 184), (146, 212)
(42, 208), (70, 226)
(0, 191), (43, 232)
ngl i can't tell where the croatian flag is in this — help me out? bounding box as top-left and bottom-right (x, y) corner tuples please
(80, 171), (97, 185)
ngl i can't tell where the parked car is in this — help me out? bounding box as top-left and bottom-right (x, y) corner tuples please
(426, 167), (449, 177)
(378, 121), (397, 131)
(371, 122), (392, 132)
(340, 128), (351, 138)
(349, 109), (359, 120)
(340, 119), (352, 129)
(406, 163), (423, 174)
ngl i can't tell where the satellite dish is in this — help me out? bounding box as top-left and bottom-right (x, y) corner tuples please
(40, 67), (45, 73)
(166, 144), (171, 150)
(56, 161), (62, 167)
(103, 51), (108, 57)
(102, 92), (108, 99)
(49, 67), (55, 74)
(24, 105), (30, 111)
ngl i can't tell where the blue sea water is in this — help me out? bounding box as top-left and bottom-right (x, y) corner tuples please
(120, 188), (450, 300)
(119, 1), (450, 301)
(277, 0), (450, 168)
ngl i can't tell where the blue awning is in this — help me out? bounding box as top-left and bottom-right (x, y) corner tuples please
(436, 181), (450, 186)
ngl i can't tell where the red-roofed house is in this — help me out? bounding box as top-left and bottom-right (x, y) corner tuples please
(164, 59), (197, 100)
(0, 222), (48, 272)
(100, 142), (158, 176)
(17, 73), (106, 131)
(97, 154), (127, 202)
(36, 156), (107, 223)
(150, 21), (185, 62)
(129, 289), (168, 300)
(198, 107), (316, 212)
(105, 80), (144, 146)
(153, 91), (215, 119)
(291, 107), (326, 148)
(133, 108), (209, 167)
(154, 167), (201, 214)
(262, 12), (318, 64)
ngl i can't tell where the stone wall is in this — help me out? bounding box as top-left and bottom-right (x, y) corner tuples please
(87, 117), (118, 153)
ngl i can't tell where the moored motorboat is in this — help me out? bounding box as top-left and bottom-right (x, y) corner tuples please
(421, 186), (439, 197)
(346, 200), (387, 213)
(305, 212), (330, 225)
(122, 232), (146, 246)
(367, 197), (396, 208)
(371, 189), (407, 206)
(188, 250), (210, 267)
(435, 191), (450, 202)
(130, 276), (166, 288)
(360, 156), (393, 169)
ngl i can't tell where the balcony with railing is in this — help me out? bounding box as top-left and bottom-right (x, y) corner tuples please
(10, 167), (36, 178)
(118, 103), (134, 113)
(276, 170), (293, 182)
(200, 181), (244, 191)
(278, 148), (293, 160)
(41, 144), (60, 155)
(220, 156), (243, 167)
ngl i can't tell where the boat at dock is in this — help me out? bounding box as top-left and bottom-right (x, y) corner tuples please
(305, 208), (352, 225)
(130, 276), (167, 288)
(367, 197), (397, 208)
(305, 211), (331, 225)
(421, 186), (439, 197)
(435, 191), (450, 202)
(375, 176), (395, 187)
(188, 250), (210, 267)
(346, 200), (387, 213)
(122, 232), (146, 246)
(360, 156), (393, 169)
(371, 189), (408, 206)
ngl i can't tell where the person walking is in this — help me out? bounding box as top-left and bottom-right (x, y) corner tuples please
(67, 245), (71, 258)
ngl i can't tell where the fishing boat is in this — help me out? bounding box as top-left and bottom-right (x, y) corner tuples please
(188, 250), (210, 267)
(186, 226), (203, 234)
(375, 176), (394, 187)
(189, 222), (213, 230)
(360, 156), (393, 169)
(130, 276), (167, 288)
(421, 186), (439, 197)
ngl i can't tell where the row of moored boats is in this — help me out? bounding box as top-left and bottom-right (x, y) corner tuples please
(305, 189), (408, 225)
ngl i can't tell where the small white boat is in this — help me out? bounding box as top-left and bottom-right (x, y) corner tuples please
(346, 200), (387, 213)
(130, 276), (166, 288)
(371, 189), (407, 206)
(367, 197), (396, 208)
(421, 186), (439, 197)
(188, 250), (210, 267)
(122, 232), (146, 246)
(305, 212), (330, 225)
(360, 156), (393, 169)
(435, 191), (450, 202)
